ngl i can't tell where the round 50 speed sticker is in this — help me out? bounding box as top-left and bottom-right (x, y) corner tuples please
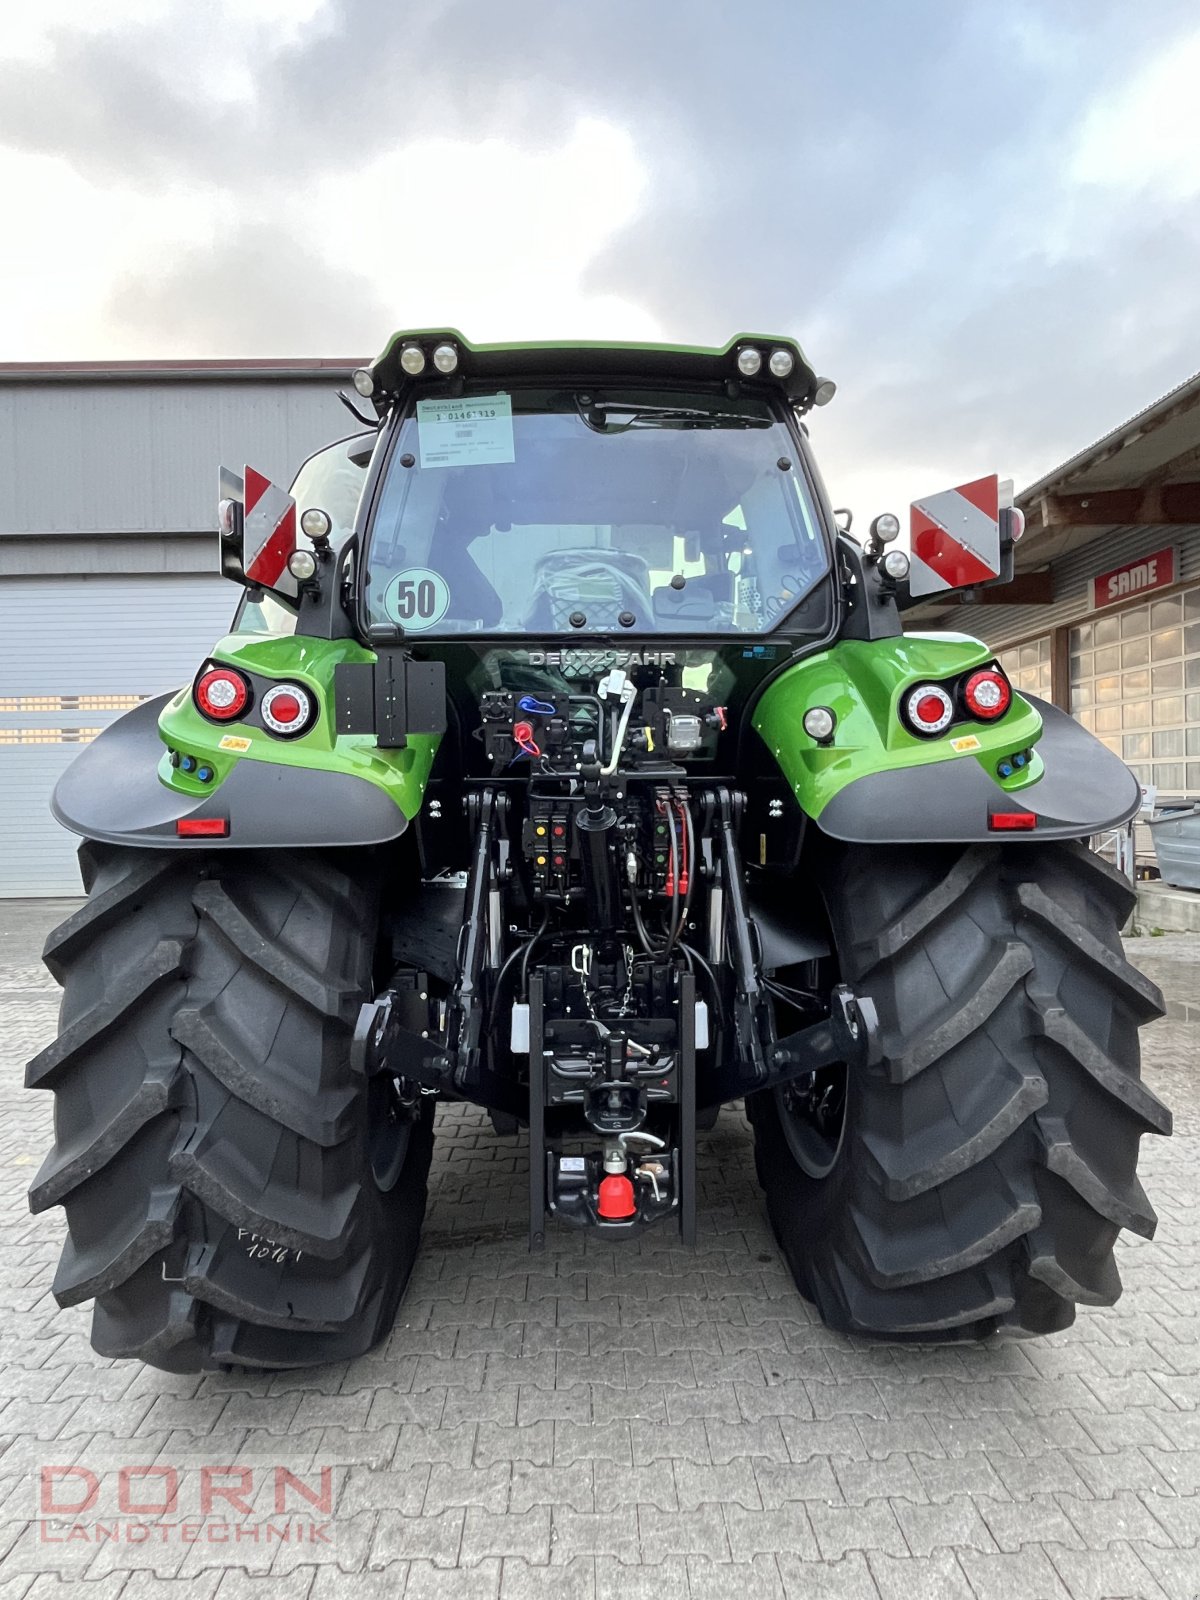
(383, 568), (451, 631)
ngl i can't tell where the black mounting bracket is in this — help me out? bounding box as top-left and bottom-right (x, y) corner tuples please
(335, 651), (447, 748)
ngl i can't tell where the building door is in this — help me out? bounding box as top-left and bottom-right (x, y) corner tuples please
(0, 574), (237, 896)
(1068, 584), (1200, 803)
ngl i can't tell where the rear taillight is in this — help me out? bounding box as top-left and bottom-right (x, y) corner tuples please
(963, 668), (1012, 721)
(260, 682), (314, 737)
(903, 683), (955, 736)
(177, 817), (229, 837)
(194, 667), (249, 722)
(989, 811), (1037, 831)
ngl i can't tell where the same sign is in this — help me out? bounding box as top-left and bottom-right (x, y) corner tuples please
(1092, 547), (1177, 609)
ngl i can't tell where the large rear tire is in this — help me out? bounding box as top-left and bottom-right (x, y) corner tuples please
(27, 843), (434, 1372)
(749, 840), (1170, 1339)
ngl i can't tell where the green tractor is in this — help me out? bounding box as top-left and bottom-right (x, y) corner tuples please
(28, 331), (1170, 1372)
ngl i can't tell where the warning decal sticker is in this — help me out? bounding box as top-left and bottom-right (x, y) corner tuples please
(416, 393), (515, 469)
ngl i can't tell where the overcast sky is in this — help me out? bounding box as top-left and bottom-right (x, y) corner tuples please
(2, 0), (1198, 521)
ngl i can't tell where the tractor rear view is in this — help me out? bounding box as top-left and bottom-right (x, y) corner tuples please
(28, 330), (1169, 1372)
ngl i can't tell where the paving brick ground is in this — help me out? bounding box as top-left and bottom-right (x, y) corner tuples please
(1, 899), (1198, 1598)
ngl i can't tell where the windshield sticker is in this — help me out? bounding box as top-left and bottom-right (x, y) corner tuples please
(416, 393), (514, 469)
(383, 568), (451, 631)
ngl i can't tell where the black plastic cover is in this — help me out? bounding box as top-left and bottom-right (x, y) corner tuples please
(817, 695), (1141, 844)
(52, 694), (409, 850)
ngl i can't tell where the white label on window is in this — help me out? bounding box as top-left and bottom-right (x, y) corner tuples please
(383, 567), (451, 631)
(416, 393), (514, 468)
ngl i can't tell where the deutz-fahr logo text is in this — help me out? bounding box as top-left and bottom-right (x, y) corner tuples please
(526, 649), (676, 676)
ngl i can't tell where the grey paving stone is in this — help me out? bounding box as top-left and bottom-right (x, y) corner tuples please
(3, 917), (1197, 1597)
(991, 1448), (1091, 1500)
(723, 1502), (816, 1562)
(867, 1549), (974, 1600)
(674, 1457), (761, 1512)
(499, 1556), (595, 1599)
(1045, 1540), (1170, 1600)
(405, 1558), (502, 1598)
(369, 1508), (465, 1568)
(1135, 1540), (1200, 1600)
(553, 1421), (631, 1467)
(508, 1463), (594, 1516)
(776, 1550), (883, 1599)
(594, 1556), (686, 1598)
(1058, 1487), (1177, 1549)
(979, 1492), (1084, 1554)
(891, 1496), (998, 1557)
(1067, 1445), (1177, 1499)
(460, 1506), (551, 1566)
(475, 1423), (554, 1470)
(550, 1509), (638, 1564)
(832, 1453), (928, 1506)
(807, 1500), (907, 1561)
(688, 1553), (786, 1600)
(705, 1417), (789, 1464)
(956, 1545), (1073, 1600)
(637, 1504), (729, 1562)
(424, 1463), (510, 1515)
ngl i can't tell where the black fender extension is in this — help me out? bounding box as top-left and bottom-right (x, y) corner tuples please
(816, 695), (1140, 844)
(50, 693), (409, 850)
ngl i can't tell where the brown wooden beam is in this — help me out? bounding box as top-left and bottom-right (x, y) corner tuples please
(1051, 624), (1070, 713)
(927, 570), (1053, 607)
(1040, 481), (1200, 527)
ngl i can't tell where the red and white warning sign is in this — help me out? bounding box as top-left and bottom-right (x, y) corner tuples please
(908, 475), (1002, 598)
(242, 466), (299, 596)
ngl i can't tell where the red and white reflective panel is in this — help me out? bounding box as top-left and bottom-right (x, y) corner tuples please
(261, 682), (312, 735)
(905, 683), (955, 735)
(962, 668), (1011, 721)
(243, 466), (300, 598)
(194, 667), (249, 721)
(909, 474), (1001, 598)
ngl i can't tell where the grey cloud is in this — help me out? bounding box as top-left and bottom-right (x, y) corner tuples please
(812, 212), (1200, 508)
(11, 0), (1200, 509)
(107, 222), (390, 354)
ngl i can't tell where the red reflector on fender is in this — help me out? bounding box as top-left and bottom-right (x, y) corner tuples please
(176, 817), (229, 837)
(989, 811), (1037, 831)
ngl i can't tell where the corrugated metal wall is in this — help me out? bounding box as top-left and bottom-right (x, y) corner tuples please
(0, 574), (237, 896)
(0, 379), (354, 535)
(968, 524), (1200, 649)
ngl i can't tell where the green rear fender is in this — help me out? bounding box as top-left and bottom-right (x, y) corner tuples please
(156, 633), (439, 821)
(50, 633), (440, 851)
(751, 633), (1140, 844)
